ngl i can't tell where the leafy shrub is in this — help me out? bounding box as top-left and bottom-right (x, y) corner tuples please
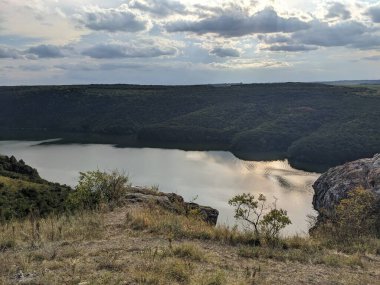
(67, 169), (131, 210)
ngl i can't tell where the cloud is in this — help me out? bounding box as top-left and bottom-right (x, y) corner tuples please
(55, 62), (146, 71)
(82, 41), (178, 59)
(128, 0), (186, 17)
(256, 19), (380, 51)
(0, 46), (23, 59)
(210, 47), (240, 57)
(210, 58), (290, 69)
(291, 20), (380, 49)
(0, 44), (66, 59)
(77, 4), (149, 32)
(262, 44), (318, 52)
(367, 5), (380, 23)
(325, 2), (351, 20)
(166, 7), (310, 37)
(362, 55), (380, 61)
(0, 34), (43, 46)
(26, 44), (65, 58)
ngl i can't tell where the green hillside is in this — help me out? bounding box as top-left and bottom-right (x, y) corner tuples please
(0, 155), (71, 221)
(0, 83), (379, 170)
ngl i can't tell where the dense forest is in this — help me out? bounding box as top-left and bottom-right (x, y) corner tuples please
(0, 83), (379, 171)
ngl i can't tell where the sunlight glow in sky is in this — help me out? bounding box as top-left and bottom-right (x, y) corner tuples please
(0, 0), (380, 85)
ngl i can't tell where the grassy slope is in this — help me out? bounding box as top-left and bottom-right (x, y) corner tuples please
(0, 204), (379, 285)
(0, 155), (72, 221)
(0, 83), (379, 170)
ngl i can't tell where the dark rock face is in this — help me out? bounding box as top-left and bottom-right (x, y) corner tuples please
(186, 202), (219, 226)
(125, 187), (219, 225)
(312, 154), (380, 218)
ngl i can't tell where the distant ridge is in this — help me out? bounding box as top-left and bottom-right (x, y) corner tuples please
(322, 80), (380, 85)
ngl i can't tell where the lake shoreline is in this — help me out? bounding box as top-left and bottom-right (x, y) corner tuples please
(0, 130), (327, 173)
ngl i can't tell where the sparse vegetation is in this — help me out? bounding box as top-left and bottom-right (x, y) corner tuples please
(0, 203), (378, 285)
(0, 161), (379, 284)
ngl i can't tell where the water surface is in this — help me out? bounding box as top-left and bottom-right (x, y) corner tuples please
(0, 140), (320, 235)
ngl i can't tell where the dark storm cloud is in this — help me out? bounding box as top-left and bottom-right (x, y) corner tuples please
(325, 2), (351, 20)
(165, 7), (310, 37)
(367, 5), (380, 23)
(210, 47), (240, 57)
(27, 44), (65, 58)
(82, 43), (177, 59)
(128, 0), (187, 17)
(262, 44), (317, 52)
(79, 5), (148, 32)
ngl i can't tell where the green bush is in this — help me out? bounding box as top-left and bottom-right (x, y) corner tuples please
(67, 170), (131, 210)
(314, 187), (380, 249)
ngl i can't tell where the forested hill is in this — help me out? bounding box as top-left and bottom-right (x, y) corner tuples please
(0, 83), (379, 170)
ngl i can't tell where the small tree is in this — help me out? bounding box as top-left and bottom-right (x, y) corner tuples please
(228, 193), (291, 240)
(260, 208), (291, 240)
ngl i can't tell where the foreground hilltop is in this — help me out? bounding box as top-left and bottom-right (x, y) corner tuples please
(2, 201), (379, 285)
(1, 83), (379, 170)
(0, 156), (379, 284)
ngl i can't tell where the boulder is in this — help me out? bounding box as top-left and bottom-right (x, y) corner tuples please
(186, 202), (219, 226)
(125, 186), (219, 225)
(312, 153), (380, 219)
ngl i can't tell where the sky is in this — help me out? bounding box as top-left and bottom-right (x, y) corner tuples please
(0, 0), (380, 85)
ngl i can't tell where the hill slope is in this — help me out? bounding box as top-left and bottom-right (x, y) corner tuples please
(0, 155), (72, 221)
(1, 83), (379, 170)
(1, 204), (379, 285)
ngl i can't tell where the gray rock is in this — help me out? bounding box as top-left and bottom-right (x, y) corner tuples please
(312, 153), (380, 218)
(187, 202), (219, 226)
(125, 187), (219, 225)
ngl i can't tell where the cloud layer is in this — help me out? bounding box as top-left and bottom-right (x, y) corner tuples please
(0, 0), (380, 85)
(82, 41), (178, 58)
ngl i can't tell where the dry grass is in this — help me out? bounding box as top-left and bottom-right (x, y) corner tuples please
(126, 205), (258, 245)
(0, 210), (104, 249)
(0, 205), (379, 285)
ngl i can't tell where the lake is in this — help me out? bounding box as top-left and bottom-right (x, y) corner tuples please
(0, 140), (320, 235)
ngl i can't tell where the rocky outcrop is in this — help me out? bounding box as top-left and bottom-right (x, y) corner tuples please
(312, 154), (380, 219)
(125, 187), (219, 225)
